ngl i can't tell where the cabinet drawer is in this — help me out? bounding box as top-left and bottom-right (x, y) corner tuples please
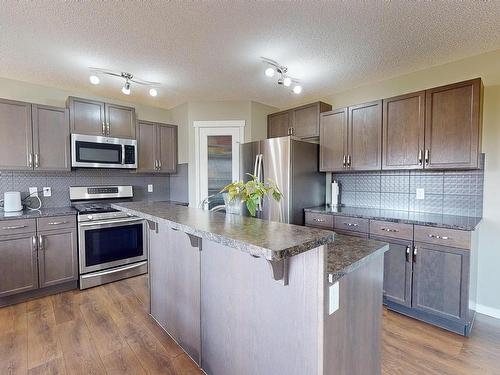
(414, 225), (471, 250)
(333, 216), (369, 233)
(305, 212), (333, 229)
(0, 219), (36, 236)
(370, 220), (413, 240)
(37, 215), (76, 232)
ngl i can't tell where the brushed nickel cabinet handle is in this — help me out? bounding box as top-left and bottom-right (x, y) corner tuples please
(424, 149), (430, 166)
(347, 155), (351, 168)
(405, 246), (411, 262)
(343, 155), (347, 168)
(158, 160), (162, 169)
(381, 227), (399, 233)
(343, 222), (359, 227)
(428, 234), (450, 240)
(102, 122), (106, 135)
(106, 122), (110, 135)
(413, 247), (417, 263)
(34, 153), (39, 168)
(38, 234), (43, 251)
(47, 221), (69, 226)
(313, 218), (325, 222)
(28, 153), (33, 168)
(2, 225), (28, 230)
(418, 149), (423, 166)
(32, 235), (37, 252)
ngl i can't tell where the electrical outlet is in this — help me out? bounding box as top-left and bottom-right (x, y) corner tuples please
(29, 187), (38, 197)
(147, 184), (154, 193)
(416, 188), (425, 200)
(43, 187), (52, 197)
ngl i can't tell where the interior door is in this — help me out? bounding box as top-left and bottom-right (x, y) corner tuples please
(0, 98), (33, 170)
(319, 108), (348, 172)
(32, 104), (70, 171)
(348, 100), (382, 171)
(105, 103), (136, 139)
(260, 137), (290, 223)
(68, 97), (105, 136)
(198, 127), (241, 209)
(157, 124), (178, 174)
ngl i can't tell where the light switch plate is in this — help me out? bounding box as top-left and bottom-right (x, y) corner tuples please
(416, 188), (425, 200)
(43, 187), (52, 197)
(329, 281), (339, 315)
(29, 187), (38, 197)
(147, 184), (154, 193)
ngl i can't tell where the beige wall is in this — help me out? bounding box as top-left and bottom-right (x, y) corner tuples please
(320, 48), (500, 314)
(0, 76), (172, 124)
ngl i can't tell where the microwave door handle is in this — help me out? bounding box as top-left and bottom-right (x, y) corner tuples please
(121, 145), (125, 165)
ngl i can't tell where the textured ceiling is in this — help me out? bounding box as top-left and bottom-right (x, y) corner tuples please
(1, 1), (500, 109)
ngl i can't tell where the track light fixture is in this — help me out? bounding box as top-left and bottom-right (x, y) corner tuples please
(260, 57), (302, 94)
(88, 68), (160, 97)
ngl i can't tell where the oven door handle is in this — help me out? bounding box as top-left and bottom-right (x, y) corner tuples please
(79, 217), (144, 227)
(80, 261), (148, 278)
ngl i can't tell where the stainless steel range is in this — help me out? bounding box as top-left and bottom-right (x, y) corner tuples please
(70, 185), (148, 289)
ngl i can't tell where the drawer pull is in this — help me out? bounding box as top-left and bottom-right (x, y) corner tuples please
(381, 227), (399, 233)
(343, 222), (359, 227)
(47, 221), (69, 226)
(313, 218), (325, 223)
(2, 225), (28, 230)
(428, 234), (450, 240)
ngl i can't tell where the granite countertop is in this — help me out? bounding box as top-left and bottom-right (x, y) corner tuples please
(327, 234), (389, 283)
(0, 206), (77, 221)
(305, 206), (482, 231)
(112, 201), (335, 261)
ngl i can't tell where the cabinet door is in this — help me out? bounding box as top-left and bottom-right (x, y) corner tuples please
(348, 100), (382, 171)
(378, 238), (413, 307)
(425, 78), (482, 169)
(32, 105), (70, 171)
(0, 233), (38, 297)
(382, 92), (425, 170)
(105, 103), (136, 139)
(319, 108), (348, 172)
(157, 124), (178, 174)
(68, 97), (105, 136)
(136, 121), (157, 173)
(268, 111), (291, 138)
(150, 224), (201, 364)
(38, 228), (78, 288)
(0, 98), (33, 170)
(292, 104), (319, 138)
(412, 242), (469, 321)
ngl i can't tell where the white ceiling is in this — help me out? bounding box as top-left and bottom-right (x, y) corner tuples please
(1, 1), (500, 110)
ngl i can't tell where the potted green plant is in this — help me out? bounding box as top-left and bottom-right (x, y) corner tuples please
(220, 174), (282, 216)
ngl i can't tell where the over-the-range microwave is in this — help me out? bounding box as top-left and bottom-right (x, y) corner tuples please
(71, 134), (137, 169)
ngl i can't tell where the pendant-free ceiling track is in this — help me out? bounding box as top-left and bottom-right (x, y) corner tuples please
(88, 67), (160, 97)
(260, 57), (302, 94)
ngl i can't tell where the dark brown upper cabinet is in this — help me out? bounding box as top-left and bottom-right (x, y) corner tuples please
(0, 99), (70, 172)
(382, 91), (425, 170)
(267, 101), (332, 139)
(137, 120), (178, 174)
(424, 78), (482, 169)
(348, 100), (382, 171)
(0, 98), (33, 171)
(319, 108), (348, 172)
(32, 105), (70, 171)
(68, 96), (136, 139)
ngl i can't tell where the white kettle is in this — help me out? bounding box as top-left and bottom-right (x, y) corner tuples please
(3, 192), (23, 212)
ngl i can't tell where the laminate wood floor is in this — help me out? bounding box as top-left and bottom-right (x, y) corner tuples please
(1, 275), (499, 375)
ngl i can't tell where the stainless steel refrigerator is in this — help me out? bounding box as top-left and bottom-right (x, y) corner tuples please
(239, 136), (325, 225)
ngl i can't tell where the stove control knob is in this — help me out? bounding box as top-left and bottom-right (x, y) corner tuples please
(87, 215), (93, 221)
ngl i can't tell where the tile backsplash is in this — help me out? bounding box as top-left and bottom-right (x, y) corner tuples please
(0, 163), (189, 208)
(332, 157), (484, 217)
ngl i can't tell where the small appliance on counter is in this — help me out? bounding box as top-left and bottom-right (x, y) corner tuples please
(2, 191), (23, 212)
(330, 180), (340, 211)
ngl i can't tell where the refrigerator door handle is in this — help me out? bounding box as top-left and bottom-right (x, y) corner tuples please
(253, 154), (259, 177)
(257, 153), (263, 211)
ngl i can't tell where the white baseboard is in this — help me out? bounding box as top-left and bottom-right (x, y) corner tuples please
(476, 304), (500, 320)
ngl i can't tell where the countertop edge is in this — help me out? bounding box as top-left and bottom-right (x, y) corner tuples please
(0, 207), (77, 221)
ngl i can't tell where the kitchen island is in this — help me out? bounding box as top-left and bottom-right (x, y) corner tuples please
(112, 201), (388, 375)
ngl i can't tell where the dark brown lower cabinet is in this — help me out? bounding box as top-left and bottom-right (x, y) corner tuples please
(38, 227), (78, 288)
(0, 232), (38, 298)
(375, 237), (413, 308)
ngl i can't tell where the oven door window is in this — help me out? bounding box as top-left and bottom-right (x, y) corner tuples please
(84, 224), (143, 266)
(75, 141), (122, 164)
